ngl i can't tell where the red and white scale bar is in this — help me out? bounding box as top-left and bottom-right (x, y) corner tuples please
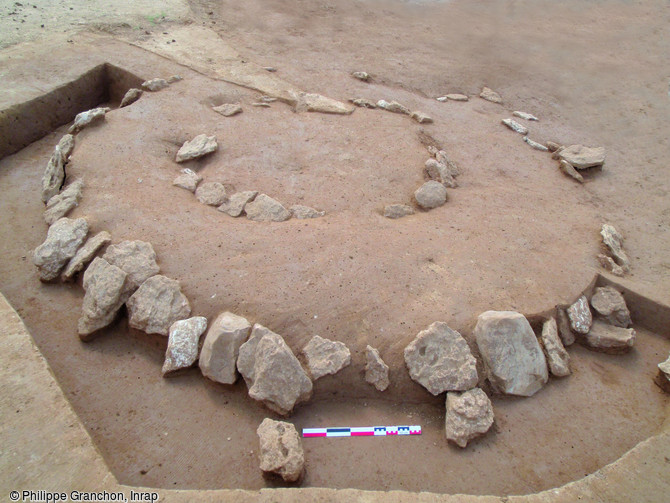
(302, 425), (421, 438)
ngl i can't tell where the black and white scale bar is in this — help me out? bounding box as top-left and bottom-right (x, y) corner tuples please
(302, 425), (421, 438)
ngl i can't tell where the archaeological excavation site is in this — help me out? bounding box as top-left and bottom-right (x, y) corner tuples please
(1, 1), (669, 502)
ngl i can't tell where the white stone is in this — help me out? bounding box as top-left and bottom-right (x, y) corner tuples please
(212, 103), (243, 117)
(120, 88), (142, 108)
(567, 295), (592, 335)
(68, 107), (109, 134)
(218, 191), (258, 217)
(513, 111), (539, 121)
(245, 194), (291, 222)
(33, 217), (88, 281)
(445, 388), (494, 448)
(414, 181), (447, 209)
(479, 87), (502, 104)
(523, 136), (549, 152)
(601, 224), (630, 271)
(302, 335), (351, 380)
(44, 179), (83, 225)
(126, 275), (191, 336)
(172, 168), (202, 192)
(581, 320), (636, 354)
(62, 231), (111, 281)
(384, 204), (414, 219)
(257, 418), (304, 482)
(195, 182), (227, 206)
(559, 145), (605, 169)
(290, 205), (325, 219)
(365, 345), (390, 391)
(590, 286), (631, 327)
(446, 94), (469, 102)
(163, 317), (208, 375)
(199, 312), (252, 384)
(540, 318), (571, 377)
(175, 134), (218, 163)
(142, 78), (169, 91)
(502, 118), (529, 135)
(376, 100), (410, 115)
(102, 240), (160, 290)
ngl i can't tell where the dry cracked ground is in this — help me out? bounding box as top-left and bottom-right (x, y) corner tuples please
(1, 0), (669, 497)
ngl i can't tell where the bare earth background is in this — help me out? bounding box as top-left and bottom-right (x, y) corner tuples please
(0, 0), (669, 496)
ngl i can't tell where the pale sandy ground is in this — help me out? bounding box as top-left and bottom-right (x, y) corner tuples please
(0, 0), (669, 497)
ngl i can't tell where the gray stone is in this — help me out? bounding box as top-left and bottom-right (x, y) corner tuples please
(162, 317), (208, 376)
(523, 136), (549, 152)
(41, 149), (66, 204)
(199, 311), (252, 384)
(559, 160), (584, 183)
(411, 111), (433, 124)
(290, 91), (355, 115)
(352, 71), (370, 82)
(350, 98), (377, 109)
(290, 205), (325, 219)
(120, 88), (143, 108)
(44, 179), (83, 225)
(480, 87), (502, 104)
(435, 150), (460, 177)
(365, 345), (390, 391)
(62, 231), (111, 282)
(302, 335), (351, 380)
(590, 287), (631, 328)
(195, 182), (227, 206)
(598, 254), (626, 277)
(559, 145), (605, 169)
(601, 224), (630, 271)
(546, 141), (562, 152)
(384, 204), (414, 219)
(78, 257), (132, 339)
(57, 134), (75, 160)
(212, 103), (243, 117)
(102, 240), (160, 290)
(446, 94), (469, 101)
(414, 181), (447, 209)
(237, 324), (312, 415)
(68, 107), (109, 134)
(259, 96), (277, 103)
(540, 318), (571, 377)
(257, 418), (304, 482)
(551, 146), (565, 160)
(218, 191), (258, 217)
(424, 159), (457, 188)
(126, 275), (191, 336)
(567, 295), (592, 334)
(436, 96), (448, 102)
(376, 100), (410, 115)
(555, 307), (576, 346)
(513, 111), (539, 121)
(502, 118), (529, 135)
(175, 134), (218, 163)
(445, 388), (494, 448)
(33, 217), (88, 282)
(167, 75), (183, 84)
(404, 322), (478, 395)
(581, 320), (636, 354)
(245, 194), (291, 222)
(252, 102), (271, 108)
(142, 78), (169, 91)
(656, 355), (670, 393)
(474, 310), (548, 397)
(172, 168), (202, 193)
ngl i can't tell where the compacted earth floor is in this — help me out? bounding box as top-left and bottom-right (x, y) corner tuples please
(1, 0), (669, 496)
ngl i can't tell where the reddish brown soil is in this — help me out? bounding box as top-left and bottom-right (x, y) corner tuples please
(1, 0), (669, 496)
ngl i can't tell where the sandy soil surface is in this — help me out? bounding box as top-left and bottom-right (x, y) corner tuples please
(1, 0), (669, 496)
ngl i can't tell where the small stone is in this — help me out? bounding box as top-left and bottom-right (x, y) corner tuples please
(581, 320), (636, 354)
(162, 317), (208, 376)
(263, 67), (277, 72)
(119, 88), (143, 108)
(384, 204), (414, 219)
(567, 295), (592, 335)
(252, 102), (271, 108)
(411, 111), (433, 124)
(68, 107), (109, 134)
(555, 307), (576, 346)
(559, 160), (584, 183)
(199, 312), (252, 384)
(257, 418), (304, 482)
(172, 168), (202, 192)
(350, 98), (377, 109)
(352, 71), (370, 82)
(290, 91), (355, 114)
(404, 322), (478, 395)
(33, 217), (88, 281)
(479, 87), (502, 104)
(414, 181), (447, 209)
(260, 96), (277, 103)
(474, 310), (548, 396)
(44, 179), (83, 224)
(436, 96), (448, 102)
(302, 335), (351, 380)
(237, 324), (312, 415)
(142, 78), (169, 91)
(175, 134), (218, 163)
(376, 100), (410, 115)
(245, 194), (291, 222)
(601, 224), (630, 271)
(41, 149), (66, 203)
(446, 94), (469, 102)
(167, 75), (183, 83)
(445, 388), (494, 448)
(655, 355), (670, 393)
(559, 145), (606, 169)
(212, 103), (243, 117)
(424, 159), (457, 188)
(513, 111), (539, 121)
(523, 136), (549, 152)
(365, 345), (390, 391)
(195, 182), (227, 206)
(540, 318), (571, 377)
(57, 134), (75, 160)
(435, 150), (460, 177)
(126, 275), (191, 336)
(102, 240), (160, 290)
(546, 141), (562, 152)
(590, 287), (631, 328)
(62, 231), (111, 281)
(218, 191), (258, 217)
(598, 254), (626, 277)
(78, 257), (132, 339)
(551, 146), (565, 160)
(290, 205), (325, 219)
(502, 118), (528, 135)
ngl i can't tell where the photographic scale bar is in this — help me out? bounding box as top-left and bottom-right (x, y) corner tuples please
(302, 425), (421, 438)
